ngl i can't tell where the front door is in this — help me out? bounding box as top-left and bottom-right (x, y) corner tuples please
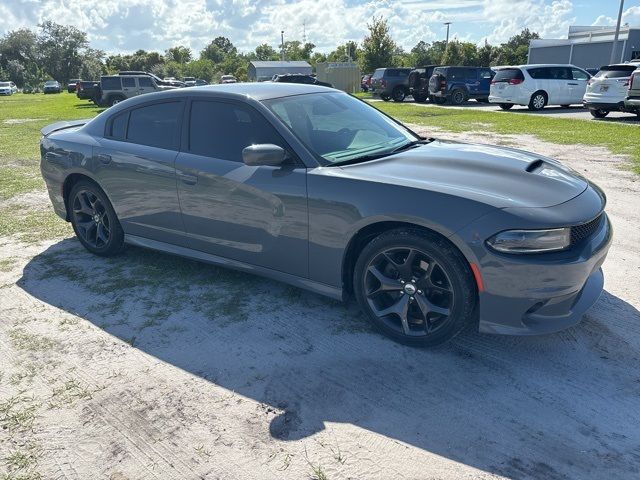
(175, 99), (308, 278)
(569, 67), (590, 104)
(137, 76), (157, 96)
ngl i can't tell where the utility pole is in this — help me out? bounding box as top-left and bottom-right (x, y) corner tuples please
(610, 0), (625, 64)
(281, 30), (285, 61)
(303, 20), (306, 44)
(444, 22), (452, 46)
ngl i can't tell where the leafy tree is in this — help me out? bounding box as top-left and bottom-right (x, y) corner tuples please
(361, 16), (396, 73)
(5, 59), (26, 87)
(282, 41), (315, 61)
(165, 46), (192, 64)
(212, 36), (237, 56)
(0, 29), (38, 69)
(477, 40), (493, 67)
(200, 42), (224, 63)
(79, 48), (105, 80)
(493, 28), (539, 66)
(37, 21), (89, 83)
(327, 41), (359, 63)
(254, 44), (278, 61)
(182, 59), (215, 82)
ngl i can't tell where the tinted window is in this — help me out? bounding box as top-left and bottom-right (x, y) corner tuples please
(494, 68), (524, 82)
(138, 77), (154, 87)
(109, 112), (129, 139)
(479, 69), (493, 79)
(189, 101), (285, 162)
(127, 102), (182, 150)
(464, 68), (477, 81)
(122, 77), (135, 87)
(102, 77), (121, 90)
(547, 67), (571, 80)
(447, 68), (464, 80)
(571, 68), (589, 80)
(594, 65), (637, 79)
(371, 69), (384, 79)
(528, 67), (549, 79)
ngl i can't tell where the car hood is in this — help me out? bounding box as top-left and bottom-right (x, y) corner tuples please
(328, 140), (588, 208)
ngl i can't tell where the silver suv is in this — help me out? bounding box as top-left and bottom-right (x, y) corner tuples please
(99, 75), (178, 107)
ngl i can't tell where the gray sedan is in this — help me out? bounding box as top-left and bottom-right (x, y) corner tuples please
(39, 84), (612, 346)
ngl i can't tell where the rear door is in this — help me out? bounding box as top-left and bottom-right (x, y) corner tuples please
(547, 66), (572, 104)
(174, 99), (308, 277)
(121, 76), (137, 98)
(94, 100), (187, 246)
(464, 68), (479, 96)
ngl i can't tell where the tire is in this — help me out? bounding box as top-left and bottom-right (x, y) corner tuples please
(499, 103), (514, 110)
(353, 228), (477, 347)
(413, 93), (427, 103)
(68, 180), (125, 257)
(433, 96), (447, 105)
(528, 91), (547, 111)
(392, 87), (406, 102)
(450, 89), (466, 105)
(380, 93), (391, 101)
(108, 95), (125, 107)
(589, 109), (609, 118)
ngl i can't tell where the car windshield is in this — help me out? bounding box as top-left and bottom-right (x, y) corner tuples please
(595, 66), (637, 78)
(263, 92), (419, 165)
(0, 82), (10, 87)
(45, 81), (57, 85)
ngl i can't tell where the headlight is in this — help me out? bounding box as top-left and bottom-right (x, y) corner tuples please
(486, 228), (570, 254)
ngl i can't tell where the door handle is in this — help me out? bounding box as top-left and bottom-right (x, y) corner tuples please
(568, 82), (579, 85)
(97, 153), (111, 164)
(179, 173), (198, 185)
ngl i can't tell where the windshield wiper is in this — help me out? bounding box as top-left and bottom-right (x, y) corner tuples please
(329, 139), (434, 167)
(389, 138), (434, 154)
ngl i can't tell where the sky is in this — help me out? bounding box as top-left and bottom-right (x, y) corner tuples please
(1, 0), (639, 55)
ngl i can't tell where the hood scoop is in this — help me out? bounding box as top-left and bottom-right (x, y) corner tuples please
(525, 159), (544, 173)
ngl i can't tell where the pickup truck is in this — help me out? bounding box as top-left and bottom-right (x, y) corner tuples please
(76, 81), (100, 101)
(624, 68), (640, 117)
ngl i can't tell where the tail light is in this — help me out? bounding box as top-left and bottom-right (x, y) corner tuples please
(490, 80), (496, 85)
(623, 76), (631, 88)
(508, 78), (523, 85)
(630, 75), (636, 90)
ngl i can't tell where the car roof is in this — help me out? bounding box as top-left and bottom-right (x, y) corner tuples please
(172, 82), (334, 100)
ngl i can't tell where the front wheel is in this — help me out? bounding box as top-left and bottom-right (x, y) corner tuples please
(392, 87), (406, 102)
(590, 109), (609, 118)
(69, 180), (125, 256)
(380, 93), (391, 101)
(354, 229), (477, 347)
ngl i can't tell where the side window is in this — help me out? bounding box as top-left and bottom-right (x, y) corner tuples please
(480, 69), (493, 79)
(189, 101), (286, 162)
(449, 68), (462, 80)
(102, 77), (121, 90)
(528, 67), (548, 79)
(122, 77), (135, 88)
(109, 111), (129, 140)
(548, 67), (571, 80)
(464, 69), (477, 81)
(386, 69), (397, 77)
(138, 77), (154, 88)
(571, 68), (589, 81)
(127, 102), (183, 150)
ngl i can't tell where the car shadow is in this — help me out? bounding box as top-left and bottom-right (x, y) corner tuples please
(17, 239), (640, 479)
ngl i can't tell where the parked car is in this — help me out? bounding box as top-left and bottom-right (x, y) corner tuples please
(118, 71), (185, 88)
(40, 83), (611, 347)
(489, 64), (591, 110)
(428, 66), (494, 105)
(0, 81), (18, 95)
(407, 65), (440, 103)
(76, 81), (100, 101)
(43, 80), (62, 94)
(220, 75), (238, 84)
(67, 79), (81, 93)
(97, 74), (178, 107)
(272, 74), (331, 87)
(624, 69), (640, 117)
(583, 63), (639, 118)
(183, 76), (196, 87)
(361, 74), (372, 92)
(370, 68), (412, 102)
(195, 79), (209, 86)
(585, 68), (600, 77)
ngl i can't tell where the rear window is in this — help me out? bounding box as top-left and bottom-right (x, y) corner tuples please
(372, 69), (384, 79)
(493, 68), (524, 82)
(102, 77), (121, 90)
(127, 101), (183, 150)
(595, 65), (637, 79)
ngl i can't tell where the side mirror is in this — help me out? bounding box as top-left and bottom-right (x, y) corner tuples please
(242, 144), (286, 167)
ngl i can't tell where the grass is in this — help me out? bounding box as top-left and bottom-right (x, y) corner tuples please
(366, 100), (640, 173)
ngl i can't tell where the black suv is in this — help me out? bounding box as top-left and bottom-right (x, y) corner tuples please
(370, 68), (412, 102)
(406, 66), (440, 103)
(428, 66), (494, 105)
(272, 74), (332, 88)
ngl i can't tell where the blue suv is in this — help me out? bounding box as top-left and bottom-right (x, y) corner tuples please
(428, 66), (494, 105)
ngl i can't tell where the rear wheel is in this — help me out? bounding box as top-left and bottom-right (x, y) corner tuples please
(108, 95), (125, 107)
(450, 89), (466, 105)
(528, 91), (547, 111)
(589, 108), (609, 118)
(354, 229), (477, 347)
(499, 103), (514, 110)
(413, 93), (427, 103)
(69, 180), (124, 256)
(392, 87), (406, 102)
(380, 93), (391, 101)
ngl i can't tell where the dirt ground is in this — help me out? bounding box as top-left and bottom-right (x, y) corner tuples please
(1, 128), (639, 480)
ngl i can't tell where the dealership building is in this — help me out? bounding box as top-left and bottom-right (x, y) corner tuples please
(528, 25), (640, 69)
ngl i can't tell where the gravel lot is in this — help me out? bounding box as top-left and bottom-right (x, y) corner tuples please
(1, 129), (639, 480)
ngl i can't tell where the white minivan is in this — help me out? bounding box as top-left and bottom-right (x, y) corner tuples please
(489, 64), (591, 111)
(583, 63), (639, 118)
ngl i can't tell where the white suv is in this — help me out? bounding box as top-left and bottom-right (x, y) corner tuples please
(583, 62), (639, 118)
(0, 81), (18, 95)
(489, 64), (591, 111)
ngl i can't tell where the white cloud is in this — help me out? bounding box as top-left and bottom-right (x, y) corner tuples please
(0, 0), (583, 55)
(592, 6), (640, 27)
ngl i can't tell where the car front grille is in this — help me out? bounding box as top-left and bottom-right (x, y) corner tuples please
(570, 214), (603, 245)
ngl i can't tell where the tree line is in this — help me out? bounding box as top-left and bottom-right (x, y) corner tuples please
(0, 17), (539, 89)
